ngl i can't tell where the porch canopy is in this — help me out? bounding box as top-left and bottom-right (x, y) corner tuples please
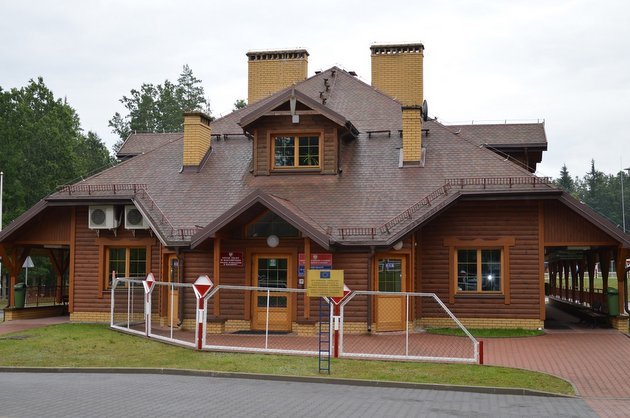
(0, 204), (71, 309)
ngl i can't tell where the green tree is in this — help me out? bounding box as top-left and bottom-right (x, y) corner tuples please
(553, 160), (630, 230)
(177, 65), (207, 112)
(109, 65), (211, 152)
(75, 131), (116, 178)
(554, 164), (575, 194)
(233, 99), (247, 110)
(0, 78), (113, 225)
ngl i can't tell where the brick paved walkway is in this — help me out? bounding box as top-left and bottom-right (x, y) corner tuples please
(486, 306), (630, 418)
(0, 315), (69, 335)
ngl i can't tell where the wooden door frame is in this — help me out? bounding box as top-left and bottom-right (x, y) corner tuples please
(373, 252), (411, 330)
(161, 253), (180, 322)
(372, 251), (412, 292)
(249, 251), (296, 330)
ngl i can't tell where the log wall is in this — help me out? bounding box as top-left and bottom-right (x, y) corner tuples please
(419, 200), (541, 320)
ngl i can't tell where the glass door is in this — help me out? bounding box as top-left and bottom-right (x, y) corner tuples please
(252, 255), (292, 331)
(167, 255), (179, 327)
(375, 256), (407, 331)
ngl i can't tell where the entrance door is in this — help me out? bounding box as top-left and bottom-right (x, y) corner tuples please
(252, 255), (292, 331)
(166, 254), (180, 327)
(375, 256), (407, 331)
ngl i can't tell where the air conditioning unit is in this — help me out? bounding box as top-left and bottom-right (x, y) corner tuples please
(125, 205), (149, 229)
(89, 205), (119, 229)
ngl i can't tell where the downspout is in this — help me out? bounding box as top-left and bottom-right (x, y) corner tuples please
(367, 246), (375, 333)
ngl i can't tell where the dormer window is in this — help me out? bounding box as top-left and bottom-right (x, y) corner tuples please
(239, 89), (356, 175)
(273, 134), (320, 170)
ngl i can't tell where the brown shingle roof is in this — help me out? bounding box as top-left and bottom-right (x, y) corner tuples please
(444, 123), (547, 148)
(117, 133), (183, 158)
(3, 67), (627, 248)
(43, 117), (555, 246)
(211, 67), (402, 135)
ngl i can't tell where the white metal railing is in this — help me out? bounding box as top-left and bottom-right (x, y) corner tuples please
(148, 280), (195, 348)
(339, 291), (479, 363)
(110, 277), (145, 336)
(201, 285), (328, 356)
(110, 276), (479, 364)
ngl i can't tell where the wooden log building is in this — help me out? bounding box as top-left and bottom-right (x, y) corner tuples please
(1, 43), (629, 332)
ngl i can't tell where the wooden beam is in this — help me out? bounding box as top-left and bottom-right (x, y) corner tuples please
(48, 249), (64, 304)
(559, 261), (564, 298)
(587, 252), (595, 307)
(2, 246), (28, 308)
(577, 259), (586, 305)
(48, 249), (63, 276)
(0, 244), (16, 273)
(616, 247), (628, 316)
(69, 208), (76, 313)
(562, 261), (570, 300)
(570, 261), (577, 303)
(264, 110), (320, 117)
(538, 202), (545, 319)
(600, 249), (611, 312)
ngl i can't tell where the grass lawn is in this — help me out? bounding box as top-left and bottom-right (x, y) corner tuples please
(427, 328), (544, 338)
(0, 323), (574, 395)
(545, 273), (618, 290)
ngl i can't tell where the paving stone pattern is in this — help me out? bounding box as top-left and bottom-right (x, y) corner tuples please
(0, 373), (597, 418)
(486, 307), (630, 418)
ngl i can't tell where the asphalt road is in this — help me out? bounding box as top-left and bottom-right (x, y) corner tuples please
(0, 372), (597, 417)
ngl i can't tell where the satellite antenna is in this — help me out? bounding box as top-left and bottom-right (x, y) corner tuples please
(422, 99), (429, 121)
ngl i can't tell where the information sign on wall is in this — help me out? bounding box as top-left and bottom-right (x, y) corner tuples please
(220, 251), (244, 267)
(298, 253), (333, 277)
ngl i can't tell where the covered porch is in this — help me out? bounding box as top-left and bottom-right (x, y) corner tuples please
(546, 246), (629, 331)
(0, 205), (73, 320)
(0, 245), (70, 320)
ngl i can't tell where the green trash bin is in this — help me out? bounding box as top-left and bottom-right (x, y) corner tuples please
(607, 287), (619, 316)
(13, 282), (26, 308)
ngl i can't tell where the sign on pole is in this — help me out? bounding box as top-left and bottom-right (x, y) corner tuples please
(193, 275), (214, 300)
(142, 272), (156, 294)
(193, 275), (214, 350)
(143, 273), (156, 336)
(330, 284), (351, 306)
(22, 256), (35, 286)
(306, 270), (344, 298)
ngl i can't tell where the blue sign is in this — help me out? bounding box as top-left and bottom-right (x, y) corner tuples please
(320, 271), (331, 279)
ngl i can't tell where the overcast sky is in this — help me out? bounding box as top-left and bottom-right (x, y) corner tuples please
(1, 0), (629, 178)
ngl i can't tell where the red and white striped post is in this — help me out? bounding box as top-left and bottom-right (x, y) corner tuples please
(142, 273), (156, 337)
(192, 275), (214, 350)
(330, 285), (351, 358)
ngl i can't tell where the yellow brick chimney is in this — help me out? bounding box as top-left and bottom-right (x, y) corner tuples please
(183, 111), (212, 169)
(247, 49), (309, 104)
(371, 43), (425, 165)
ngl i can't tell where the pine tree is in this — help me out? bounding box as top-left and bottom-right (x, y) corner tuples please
(555, 164), (575, 193)
(108, 65), (211, 150)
